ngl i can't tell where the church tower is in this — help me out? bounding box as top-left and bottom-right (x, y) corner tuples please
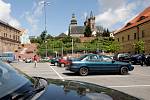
(69, 13), (77, 36)
(84, 11), (96, 32)
(89, 11), (96, 31)
(70, 13), (77, 26)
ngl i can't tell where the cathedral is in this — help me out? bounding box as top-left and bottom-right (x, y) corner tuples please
(68, 11), (103, 37)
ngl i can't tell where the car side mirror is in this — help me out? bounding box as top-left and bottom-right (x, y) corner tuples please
(112, 60), (115, 63)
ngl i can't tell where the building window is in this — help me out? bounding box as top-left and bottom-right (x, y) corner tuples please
(128, 35), (130, 40)
(117, 38), (119, 42)
(13, 35), (15, 40)
(18, 36), (20, 41)
(142, 30), (144, 38)
(134, 33), (136, 39)
(122, 36), (124, 42)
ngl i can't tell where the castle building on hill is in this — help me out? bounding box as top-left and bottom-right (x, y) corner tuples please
(68, 11), (103, 37)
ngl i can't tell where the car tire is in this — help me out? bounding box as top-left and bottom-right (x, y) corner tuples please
(120, 66), (129, 75)
(79, 67), (88, 76)
(54, 62), (58, 66)
(61, 63), (65, 67)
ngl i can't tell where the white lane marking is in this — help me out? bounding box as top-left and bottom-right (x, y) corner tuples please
(133, 73), (150, 77)
(47, 63), (64, 81)
(108, 85), (150, 88)
(64, 75), (129, 79)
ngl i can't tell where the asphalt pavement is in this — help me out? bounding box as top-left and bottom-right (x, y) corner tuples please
(12, 62), (150, 100)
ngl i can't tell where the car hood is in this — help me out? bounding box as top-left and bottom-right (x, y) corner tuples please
(37, 79), (139, 100)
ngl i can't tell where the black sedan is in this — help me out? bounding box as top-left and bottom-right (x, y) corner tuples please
(113, 53), (131, 63)
(130, 54), (145, 65)
(145, 54), (150, 66)
(0, 61), (139, 100)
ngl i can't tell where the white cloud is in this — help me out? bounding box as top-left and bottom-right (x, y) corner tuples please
(0, 0), (20, 28)
(64, 30), (68, 35)
(96, 0), (150, 29)
(84, 12), (88, 20)
(23, 0), (44, 35)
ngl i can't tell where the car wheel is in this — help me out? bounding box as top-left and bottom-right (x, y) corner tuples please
(61, 63), (65, 67)
(120, 66), (128, 75)
(79, 67), (88, 76)
(54, 62), (58, 66)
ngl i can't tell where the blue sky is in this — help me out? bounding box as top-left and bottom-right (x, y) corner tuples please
(0, 0), (150, 36)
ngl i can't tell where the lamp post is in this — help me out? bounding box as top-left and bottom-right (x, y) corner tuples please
(45, 41), (47, 57)
(62, 45), (64, 57)
(41, 0), (50, 32)
(72, 38), (74, 56)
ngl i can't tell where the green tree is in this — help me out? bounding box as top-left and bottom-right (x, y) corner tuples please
(133, 40), (144, 53)
(40, 30), (47, 42)
(84, 25), (92, 37)
(102, 28), (110, 37)
(46, 34), (53, 39)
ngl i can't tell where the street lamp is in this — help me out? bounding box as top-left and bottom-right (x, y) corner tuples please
(61, 45), (64, 57)
(41, 0), (50, 32)
(45, 41), (47, 57)
(72, 38), (74, 56)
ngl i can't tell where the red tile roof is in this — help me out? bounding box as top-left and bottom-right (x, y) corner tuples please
(115, 7), (150, 34)
(15, 43), (38, 59)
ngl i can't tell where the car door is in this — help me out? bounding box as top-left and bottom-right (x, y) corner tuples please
(101, 55), (118, 71)
(85, 55), (105, 72)
(85, 55), (99, 71)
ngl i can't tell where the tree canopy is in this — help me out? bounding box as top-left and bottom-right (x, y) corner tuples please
(84, 25), (92, 37)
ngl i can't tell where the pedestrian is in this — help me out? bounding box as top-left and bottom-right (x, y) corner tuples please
(33, 55), (37, 68)
(140, 54), (145, 66)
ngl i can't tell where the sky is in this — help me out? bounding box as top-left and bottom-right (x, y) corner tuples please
(0, 0), (150, 37)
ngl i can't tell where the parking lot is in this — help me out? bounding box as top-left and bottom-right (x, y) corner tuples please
(12, 62), (150, 100)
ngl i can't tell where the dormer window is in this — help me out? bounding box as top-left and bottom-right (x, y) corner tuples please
(125, 22), (132, 27)
(137, 16), (146, 22)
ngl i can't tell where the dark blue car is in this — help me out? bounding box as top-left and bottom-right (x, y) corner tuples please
(66, 54), (134, 76)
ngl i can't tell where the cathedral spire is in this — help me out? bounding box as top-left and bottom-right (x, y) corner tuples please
(90, 11), (94, 18)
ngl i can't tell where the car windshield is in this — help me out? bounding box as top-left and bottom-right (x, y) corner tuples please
(0, 61), (29, 98)
(78, 55), (88, 60)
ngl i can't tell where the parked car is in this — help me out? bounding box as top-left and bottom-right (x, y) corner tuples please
(113, 53), (131, 63)
(0, 52), (16, 63)
(66, 54), (134, 76)
(145, 54), (150, 66)
(40, 57), (50, 62)
(58, 57), (71, 67)
(0, 61), (139, 100)
(50, 57), (59, 66)
(130, 54), (145, 65)
(25, 58), (32, 63)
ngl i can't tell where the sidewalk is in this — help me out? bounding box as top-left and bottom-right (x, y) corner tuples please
(11, 62), (60, 79)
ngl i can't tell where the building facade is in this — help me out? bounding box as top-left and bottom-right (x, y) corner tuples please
(114, 7), (150, 54)
(0, 20), (21, 53)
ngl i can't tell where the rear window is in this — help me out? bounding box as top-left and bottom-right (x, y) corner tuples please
(118, 54), (129, 57)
